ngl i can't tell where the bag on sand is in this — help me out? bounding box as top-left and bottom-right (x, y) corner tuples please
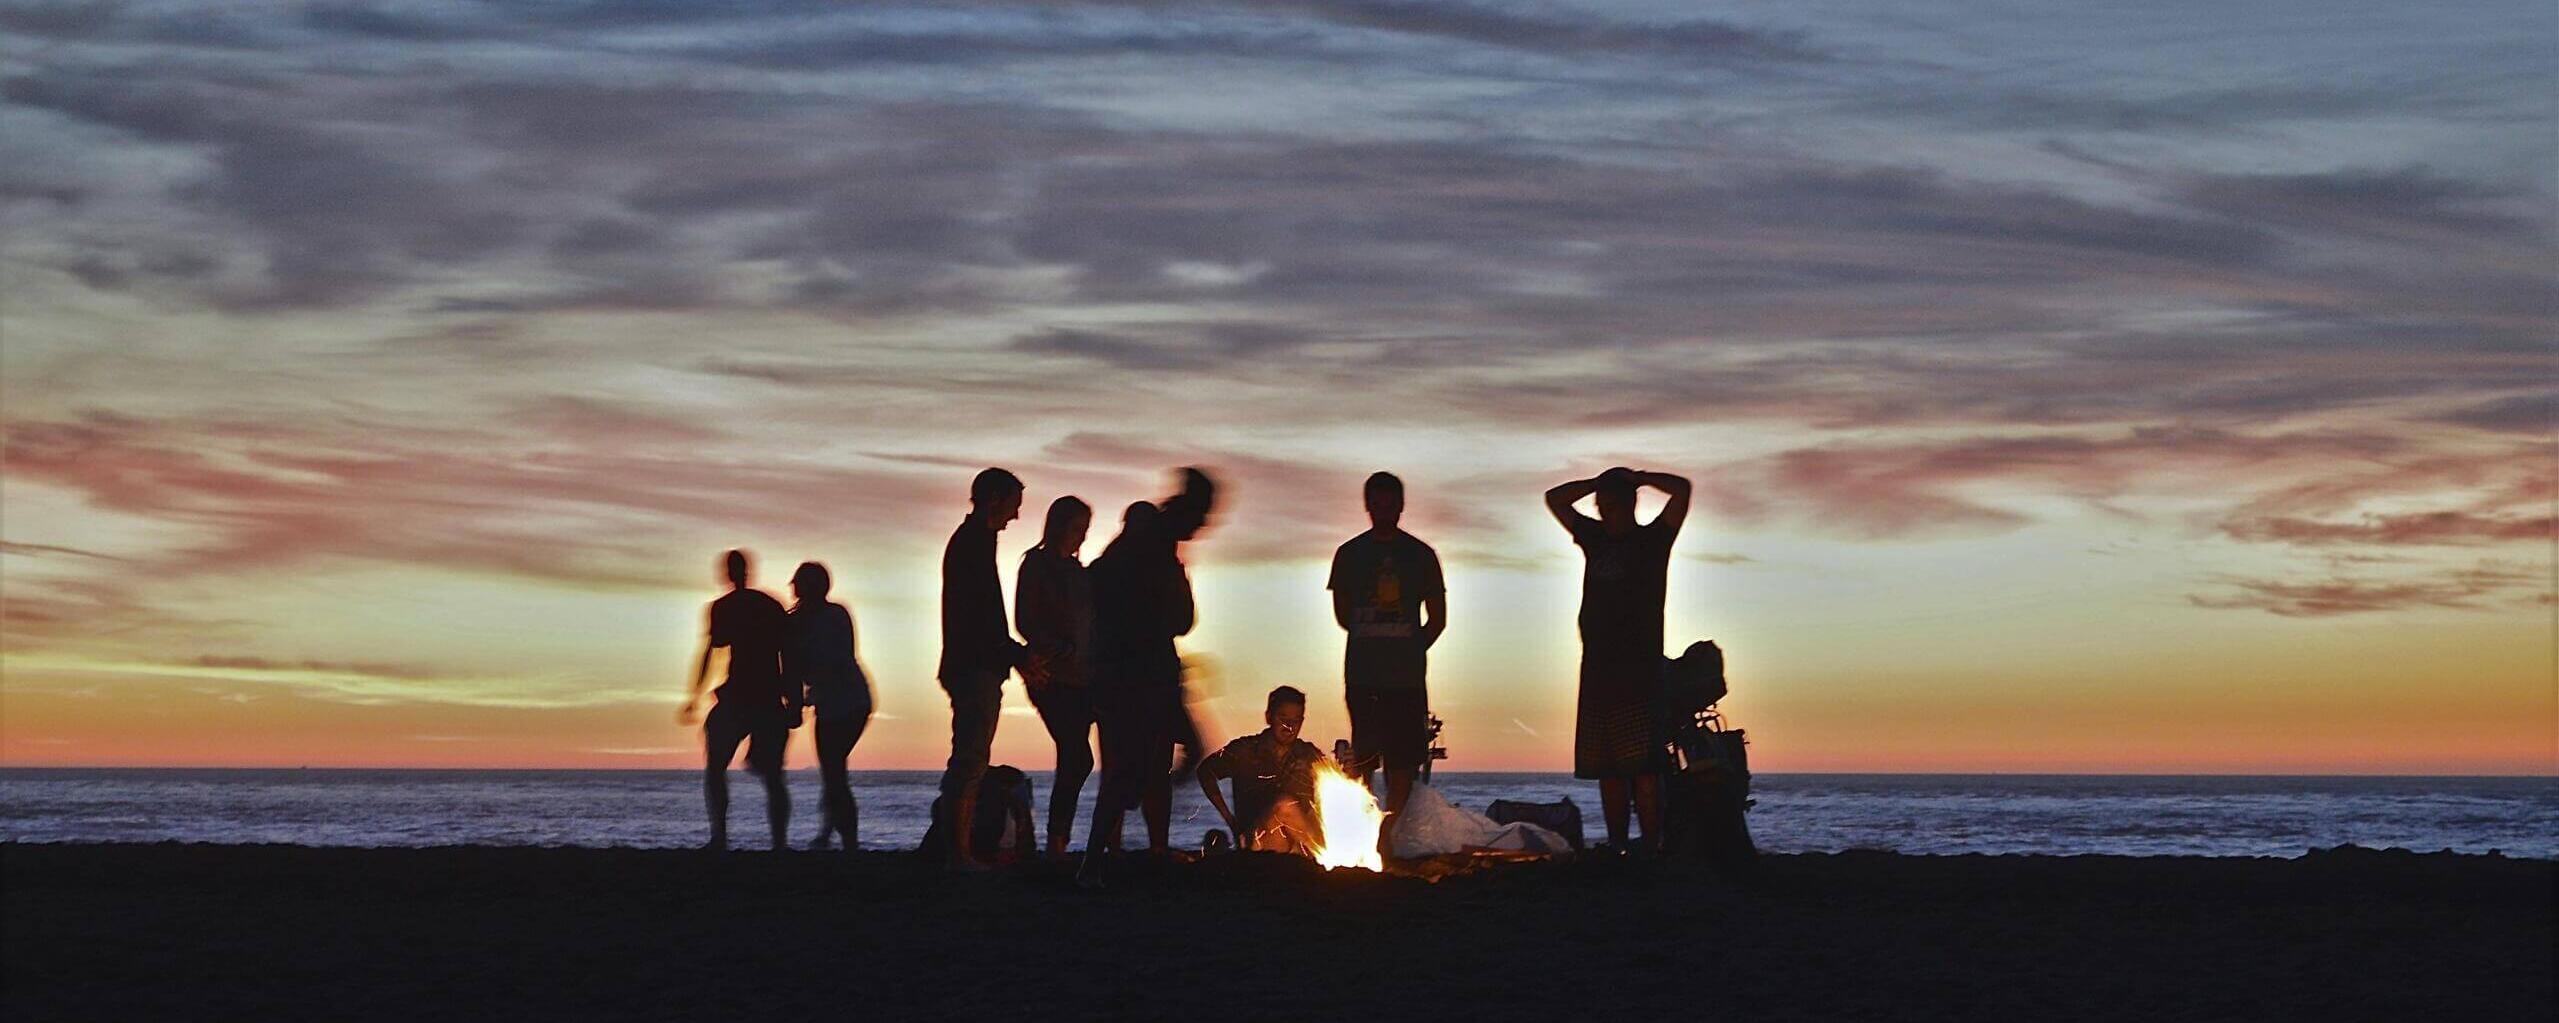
(1665, 711), (1754, 868)
(1487, 798), (1585, 851)
(1663, 640), (1757, 869)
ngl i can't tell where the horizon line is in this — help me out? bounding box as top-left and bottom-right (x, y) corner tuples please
(3, 763), (2551, 780)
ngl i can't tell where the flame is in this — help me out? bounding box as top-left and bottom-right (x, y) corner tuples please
(1308, 759), (1385, 871)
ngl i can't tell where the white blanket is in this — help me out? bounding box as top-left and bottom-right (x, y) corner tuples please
(1389, 784), (1574, 858)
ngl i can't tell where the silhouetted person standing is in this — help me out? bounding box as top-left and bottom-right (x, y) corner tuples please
(1328, 471), (1445, 854)
(680, 549), (794, 851)
(1017, 495), (1096, 857)
(1546, 467), (1691, 853)
(786, 561), (872, 851)
(939, 468), (1032, 869)
(1083, 468), (1216, 878)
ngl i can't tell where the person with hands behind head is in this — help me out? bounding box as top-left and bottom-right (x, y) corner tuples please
(1545, 466), (1691, 855)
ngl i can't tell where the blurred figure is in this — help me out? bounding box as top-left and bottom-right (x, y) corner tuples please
(1545, 466), (1691, 853)
(1328, 470), (1445, 855)
(1197, 686), (1326, 855)
(786, 561), (873, 851)
(938, 468), (1032, 870)
(1083, 468), (1217, 880)
(1016, 495), (1096, 857)
(679, 549), (794, 851)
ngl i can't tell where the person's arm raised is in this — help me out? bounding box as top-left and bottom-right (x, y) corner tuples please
(1545, 476), (1601, 531)
(1642, 470), (1693, 536)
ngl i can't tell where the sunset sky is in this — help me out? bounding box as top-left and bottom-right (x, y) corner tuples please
(2, 0), (2550, 774)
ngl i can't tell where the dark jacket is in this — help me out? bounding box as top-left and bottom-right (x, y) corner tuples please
(938, 517), (1021, 681)
(1088, 512), (1192, 691)
(1015, 545), (1094, 691)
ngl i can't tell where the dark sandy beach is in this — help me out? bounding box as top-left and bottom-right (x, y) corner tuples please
(4, 843), (2549, 1021)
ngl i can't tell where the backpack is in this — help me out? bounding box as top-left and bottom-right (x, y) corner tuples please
(1664, 643), (1756, 870)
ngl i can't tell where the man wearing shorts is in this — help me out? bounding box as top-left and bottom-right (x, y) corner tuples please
(1327, 471), (1445, 855)
(680, 549), (794, 851)
(939, 467), (1031, 869)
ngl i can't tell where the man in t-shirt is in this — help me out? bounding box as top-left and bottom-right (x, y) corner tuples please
(1197, 686), (1327, 855)
(1327, 471), (1446, 853)
(679, 549), (795, 851)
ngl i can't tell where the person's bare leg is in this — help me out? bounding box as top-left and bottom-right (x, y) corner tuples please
(1141, 774), (1171, 855)
(1631, 774), (1663, 854)
(1599, 777), (1632, 849)
(950, 786), (983, 869)
(810, 772), (839, 849)
(1264, 797), (1318, 856)
(1046, 734), (1093, 858)
(1087, 803), (1123, 855)
(703, 765), (728, 849)
(759, 765), (789, 851)
(1076, 796), (1123, 888)
(702, 721), (741, 851)
(1379, 764), (1416, 858)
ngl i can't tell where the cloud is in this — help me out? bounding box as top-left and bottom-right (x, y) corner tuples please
(0, 408), (958, 591)
(2222, 511), (2552, 547)
(1009, 321), (1319, 371)
(0, 540), (128, 560)
(190, 655), (438, 680)
(1190, 0), (1827, 64)
(2, 0), (2549, 684)
(2188, 562), (2543, 617)
(1694, 426), (2417, 540)
(11, 654), (648, 709)
(2428, 393), (2552, 435)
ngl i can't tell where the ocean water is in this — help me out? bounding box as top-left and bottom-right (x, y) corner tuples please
(2, 769), (2552, 858)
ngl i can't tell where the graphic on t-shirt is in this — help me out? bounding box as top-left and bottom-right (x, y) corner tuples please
(1356, 555), (1414, 638)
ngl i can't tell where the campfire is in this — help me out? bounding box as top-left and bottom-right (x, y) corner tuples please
(1307, 759), (1385, 871)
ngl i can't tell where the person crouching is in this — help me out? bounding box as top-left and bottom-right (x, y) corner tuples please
(1196, 686), (1326, 855)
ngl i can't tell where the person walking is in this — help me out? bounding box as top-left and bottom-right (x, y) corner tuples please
(1083, 468), (1216, 880)
(786, 560), (872, 851)
(679, 549), (795, 851)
